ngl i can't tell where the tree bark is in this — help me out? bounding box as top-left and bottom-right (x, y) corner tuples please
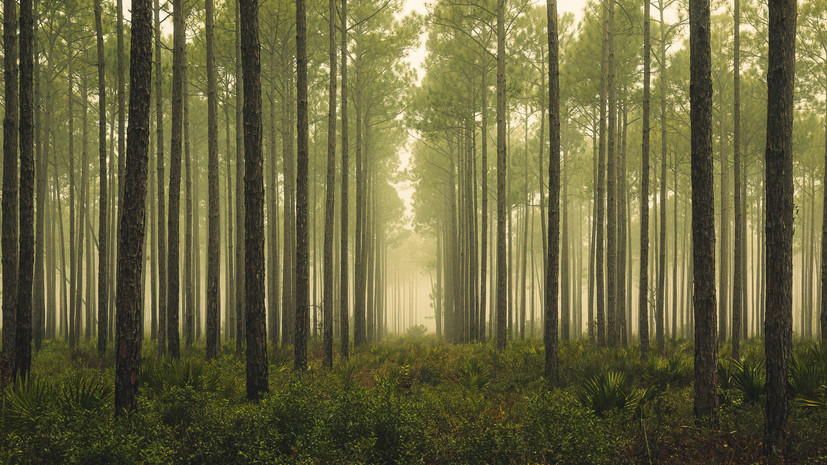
(545, 0), (560, 383)
(689, 0), (719, 423)
(235, 0), (246, 355)
(116, 0), (151, 413)
(495, 0), (507, 353)
(639, 0), (650, 355)
(167, 0), (185, 359)
(240, 0), (268, 396)
(3, 0), (19, 368)
(763, 0), (796, 453)
(294, 0), (310, 371)
(732, 0), (742, 359)
(205, 0), (221, 358)
(323, 0), (337, 368)
(606, 0), (617, 346)
(95, 0), (109, 354)
(154, 0), (167, 354)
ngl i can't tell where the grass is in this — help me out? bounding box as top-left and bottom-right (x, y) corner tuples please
(0, 335), (824, 464)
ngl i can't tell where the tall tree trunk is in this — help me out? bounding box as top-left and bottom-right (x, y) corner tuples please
(16, 0), (34, 377)
(323, 0), (337, 367)
(822, 82), (827, 342)
(606, 0), (617, 346)
(235, 0), (246, 355)
(184, 56), (193, 347)
(340, 0), (350, 356)
(495, 0), (507, 352)
(268, 63), (281, 348)
(640, 0), (650, 356)
(294, 0), (310, 370)
(657, 0), (668, 354)
(480, 69), (488, 344)
(689, 0), (718, 423)
(116, 0), (152, 413)
(732, 0), (742, 358)
(154, 0), (167, 354)
(34, 46), (45, 349)
(618, 103), (627, 347)
(78, 79), (88, 342)
(596, 0), (608, 347)
(95, 0), (109, 354)
(763, 0), (796, 452)
(240, 0), (268, 395)
(167, 0), (184, 359)
(545, 0), (561, 383)
(3, 0), (19, 365)
(205, 0), (221, 358)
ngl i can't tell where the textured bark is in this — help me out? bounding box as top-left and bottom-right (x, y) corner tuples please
(268, 77), (280, 348)
(115, 0), (151, 413)
(763, 0), (796, 453)
(167, 0), (184, 359)
(16, 0), (34, 377)
(823, 87), (827, 343)
(240, 0), (268, 397)
(340, 0), (350, 357)
(95, 0), (108, 355)
(545, 0), (560, 383)
(495, 0), (507, 353)
(78, 79), (88, 342)
(205, 0), (221, 359)
(294, 0), (310, 371)
(618, 103), (628, 347)
(323, 0), (337, 368)
(480, 70), (488, 344)
(34, 42), (44, 350)
(606, 0), (617, 347)
(732, 0), (742, 359)
(689, 0), (719, 423)
(154, 0), (167, 354)
(3, 0), (19, 369)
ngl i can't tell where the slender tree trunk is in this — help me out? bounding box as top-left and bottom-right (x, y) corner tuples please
(16, 0), (34, 377)
(95, 0), (108, 354)
(294, 0), (310, 370)
(618, 103), (627, 347)
(267, 64), (281, 348)
(184, 57), (193, 347)
(116, 0), (152, 413)
(322, 0), (337, 368)
(205, 0), (221, 358)
(640, 0), (650, 355)
(78, 79), (88, 343)
(822, 83), (827, 342)
(606, 0), (617, 346)
(2, 0), (19, 369)
(166, 0), (185, 359)
(657, 0), (668, 354)
(596, 0), (608, 347)
(545, 0), (561, 383)
(689, 0), (719, 423)
(763, 0), (796, 452)
(732, 0), (742, 358)
(235, 0), (246, 355)
(340, 0), (350, 357)
(154, 0), (167, 354)
(495, 0), (507, 352)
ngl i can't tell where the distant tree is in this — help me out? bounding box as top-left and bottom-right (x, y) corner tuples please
(340, 0), (350, 359)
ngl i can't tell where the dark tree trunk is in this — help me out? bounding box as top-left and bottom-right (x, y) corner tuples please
(294, 0), (310, 371)
(639, 0), (650, 355)
(689, 0), (719, 423)
(205, 0), (220, 359)
(95, 0), (109, 355)
(822, 85), (827, 343)
(267, 69), (280, 348)
(2, 0), (19, 370)
(323, 0), (337, 368)
(167, 0), (184, 359)
(154, 0), (167, 354)
(116, 0), (151, 413)
(763, 0), (796, 453)
(34, 41), (44, 351)
(545, 0), (560, 383)
(240, 0), (268, 397)
(340, 0), (350, 357)
(495, 0), (507, 353)
(184, 56), (193, 347)
(606, 0), (617, 346)
(16, 0), (34, 377)
(657, 0), (668, 354)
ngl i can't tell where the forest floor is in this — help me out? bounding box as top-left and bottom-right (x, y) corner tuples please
(1, 331), (825, 464)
